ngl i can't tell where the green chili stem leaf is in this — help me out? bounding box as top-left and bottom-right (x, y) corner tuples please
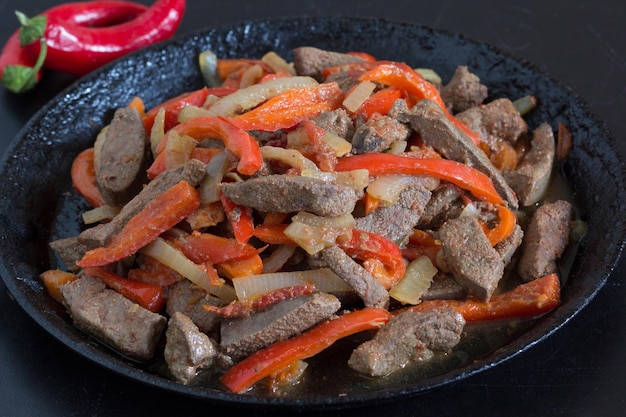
(15, 11), (47, 46)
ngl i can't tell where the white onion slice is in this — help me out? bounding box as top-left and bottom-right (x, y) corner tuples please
(149, 107), (166, 157)
(262, 244), (297, 274)
(261, 146), (319, 173)
(163, 131), (196, 170)
(199, 151), (231, 204)
(233, 268), (352, 300)
(82, 205), (120, 225)
(261, 51), (296, 75)
(140, 237), (236, 301)
(342, 80), (376, 113)
(366, 174), (416, 205)
(207, 76), (318, 117)
(389, 255), (438, 305)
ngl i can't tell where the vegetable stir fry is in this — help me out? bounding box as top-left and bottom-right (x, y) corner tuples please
(43, 46), (582, 394)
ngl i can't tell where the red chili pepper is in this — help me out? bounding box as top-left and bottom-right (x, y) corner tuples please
(24, 0), (186, 75)
(0, 29), (41, 92)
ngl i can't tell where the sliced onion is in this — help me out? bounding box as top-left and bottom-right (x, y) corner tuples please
(164, 131), (197, 171)
(82, 205), (120, 225)
(261, 145), (319, 173)
(342, 80), (376, 113)
(415, 68), (442, 85)
(366, 174), (416, 205)
(233, 268), (352, 300)
(262, 244), (297, 273)
(177, 105), (212, 123)
(208, 76), (318, 117)
(140, 237), (236, 301)
(386, 140), (407, 154)
(239, 64), (264, 88)
(389, 255), (437, 305)
(261, 51), (296, 75)
(198, 50), (221, 87)
(285, 212), (354, 255)
(199, 151), (231, 204)
(149, 107), (166, 157)
(321, 130), (352, 157)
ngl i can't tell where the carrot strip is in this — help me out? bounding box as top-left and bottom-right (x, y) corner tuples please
(253, 224), (297, 246)
(71, 148), (105, 208)
(399, 273), (561, 322)
(77, 181), (200, 268)
(40, 270), (78, 303)
(220, 307), (392, 393)
(228, 82), (344, 132)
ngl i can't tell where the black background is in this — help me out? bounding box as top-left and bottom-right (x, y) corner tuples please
(1, 1), (625, 416)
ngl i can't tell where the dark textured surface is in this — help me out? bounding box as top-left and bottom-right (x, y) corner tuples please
(1, 1), (626, 416)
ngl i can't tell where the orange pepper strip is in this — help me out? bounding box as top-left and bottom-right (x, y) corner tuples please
(220, 193), (255, 244)
(77, 181), (200, 268)
(337, 229), (406, 289)
(335, 153), (504, 205)
(217, 253), (264, 279)
(483, 204), (517, 246)
(220, 307), (393, 393)
(143, 87), (211, 132)
(83, 266), (165, 313)
(71, 148), (105, 208)
(358, 87), (405, 119)
(399, 273), (561, 322)
(40, 270), (78, 303)
(153, 115), (262, 176)
(359, 62), (482, 145)
(253, 224), (297, 246)
(227, 82), (344, 132)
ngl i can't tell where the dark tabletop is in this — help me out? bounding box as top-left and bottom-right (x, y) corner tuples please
(1, 1), (625, 416)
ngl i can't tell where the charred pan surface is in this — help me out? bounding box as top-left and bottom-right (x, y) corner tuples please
(61, 274), (166, 361)
(348, 308), (465, 376)
(96, 107), (150, 207)
(438, 216), (504, 301)
(220, 174), (361, 217)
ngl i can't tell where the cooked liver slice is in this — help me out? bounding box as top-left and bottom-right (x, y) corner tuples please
(504, 123), (555, 207)
(440, 65), (488, 113)
(517, 200), (573, 281)
(220, 174), (360, 217)
(166, 280), (224, 334)
(220, 292), (341, 361)
(438, 215), (504, 301)
(60, 274), (166, 361)
(293, 46), (364, 80)
(348, 308), (465, 376)
(96, 107), (150, 207)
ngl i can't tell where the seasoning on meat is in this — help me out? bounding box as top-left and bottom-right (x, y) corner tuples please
(60, 274), (166, 361)
(517, 200), (573, 281)
(350, 113), (410, 154)
(438, 216), (505, 301)
(293, 46), (365, 81)
(504, 122), (555, 207)
(348, 308), (465, 376)
(455, 97), (528, 145)
(220, 174), (361, 217)
(220, 292), (341, 361)
(166, 280), (225, 333)
(95, 107), (150, 207)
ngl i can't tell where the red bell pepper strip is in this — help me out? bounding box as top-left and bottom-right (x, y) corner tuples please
(146, 144), (222, 179)
(400, 273), (561, 322)
(152, 115), (262, 176)
(143, 87), (211, 133)
(83, 266), (165, 313)
(335, 153), (504, 205)
(127, 255), (185, 287)
(71, 147), (106, 208)
(337, 229), (406, 289)
(221, 307), (393, 393)
(24, 0), (186, 76)
(227, 82), (345, 132)
(359, 62), (482, 145)
(220, 193), (255, 244)
(482, 204), (517, 246)
(77, 181), (200, 268)
(174, 231), (262, 264)
(357, 87), (405, 119)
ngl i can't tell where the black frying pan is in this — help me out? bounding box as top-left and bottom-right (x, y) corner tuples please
(0, 16), (624, 409)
